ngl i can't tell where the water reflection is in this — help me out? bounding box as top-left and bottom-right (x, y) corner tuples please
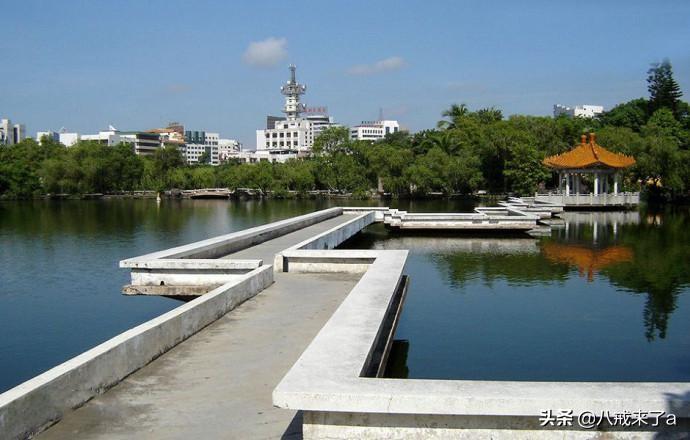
(541, 243), (633, 282)
(345, 207), (690, 381)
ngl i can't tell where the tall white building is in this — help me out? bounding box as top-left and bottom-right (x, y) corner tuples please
(553, 104), (604, 118)
(1, 119), (25, 145)
(255, 65), (338, 162)
(350, 120), (400, 141)
(184, 130), (220, 165)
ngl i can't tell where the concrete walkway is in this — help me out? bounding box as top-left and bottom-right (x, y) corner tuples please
(38, 272), (359, 440)
(37, 214), (364, 439)
(221, 213), (360, 263)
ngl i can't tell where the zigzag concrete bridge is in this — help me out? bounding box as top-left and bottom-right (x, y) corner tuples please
(1, 204), (687, 439)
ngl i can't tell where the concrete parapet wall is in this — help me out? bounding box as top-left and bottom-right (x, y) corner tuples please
(536, 193), (640, 207)
(282, 250), (379, 274)
(274, 212), (376, 271)
(120, 207), (343, 263)
(383, 208), (539, 230)
(302, 411), (689, 439)
(343, 207), (389, 221)
(0, 265), (274, 440)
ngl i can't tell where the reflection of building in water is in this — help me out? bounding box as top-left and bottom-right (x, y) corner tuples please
(541, 242), (633, 282)
(560, 210), (640, 243)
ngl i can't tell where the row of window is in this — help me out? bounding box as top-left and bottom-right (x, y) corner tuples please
(269, 141), (298, 147)
(266, 131), (300, 138)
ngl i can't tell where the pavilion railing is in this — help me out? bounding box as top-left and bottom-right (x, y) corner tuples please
(535, 192), (640, 206)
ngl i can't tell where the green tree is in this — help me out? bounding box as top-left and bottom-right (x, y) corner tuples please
(197, 150), (211, 165)
(503, 144), (550, 195)
(599, 98), (649, 132)
(474, 107), (503, 124)
(437, 103), (469, 130)
(647, 59), (683, 117)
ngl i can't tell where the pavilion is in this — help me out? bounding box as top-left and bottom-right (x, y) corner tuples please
(537, 133), (639, 208)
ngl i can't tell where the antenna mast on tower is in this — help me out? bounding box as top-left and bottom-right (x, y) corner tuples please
(280, 65), (307, 120)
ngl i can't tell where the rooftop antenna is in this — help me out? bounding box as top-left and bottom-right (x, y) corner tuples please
(378, 107), (384, 121)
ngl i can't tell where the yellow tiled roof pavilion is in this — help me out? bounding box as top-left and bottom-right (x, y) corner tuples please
(543, 133), (636, 170)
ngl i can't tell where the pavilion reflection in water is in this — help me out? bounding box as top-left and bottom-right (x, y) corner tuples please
(541, 242), (633, 282)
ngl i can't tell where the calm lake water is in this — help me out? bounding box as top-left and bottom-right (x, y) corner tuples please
(345, 207), (690, 382)
(1, 199), (688, 392)
(0, 198), (384, 393)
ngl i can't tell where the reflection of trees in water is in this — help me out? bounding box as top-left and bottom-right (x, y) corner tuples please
(545, 207), (688, 341)
(397, 206), (689, 343)
(599, 208), (690, 340)
(0, 199), (192, 237)
(432, 251), (570, 288)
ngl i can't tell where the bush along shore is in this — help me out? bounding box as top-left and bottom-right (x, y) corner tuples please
(2, 62), (688, 203)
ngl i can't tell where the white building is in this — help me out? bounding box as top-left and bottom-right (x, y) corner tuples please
(1, 119), (25, 145)
(255, 65), (338, 162)
(58, 131), (80, 147)
(81, 126), (123, 146)
(553, 104), (604, 118)
(119, 132), (162, 156)
(184, 130), (220, 165)
(218, 138), (242, 163)
(350, 120), (400, 141)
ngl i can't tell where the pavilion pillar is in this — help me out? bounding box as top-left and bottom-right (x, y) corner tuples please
(565, 172), (570, 196)
(614, 173), (619, 195)
(594, 173), (599, 196)
(558, 171), (563, 193)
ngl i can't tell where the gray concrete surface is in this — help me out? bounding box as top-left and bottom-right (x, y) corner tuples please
(223, 214), (360, 265)
(37, 272), (360, 440)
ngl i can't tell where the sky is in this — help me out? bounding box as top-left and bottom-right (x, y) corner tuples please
(2, 0), (689, 147)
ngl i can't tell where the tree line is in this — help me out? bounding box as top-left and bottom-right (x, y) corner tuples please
(1, 60), (688, 201)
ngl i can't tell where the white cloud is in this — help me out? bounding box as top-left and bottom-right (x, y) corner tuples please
(347, 56), (406, 76)
(242, 37), (288, 68)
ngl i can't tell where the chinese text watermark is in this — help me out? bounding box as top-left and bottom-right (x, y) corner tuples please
(539, 409), (677, 429)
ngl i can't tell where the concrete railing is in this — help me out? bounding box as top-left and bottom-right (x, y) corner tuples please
(536, 192), (640, 206)
(120, 207), (343, 262)
(274, 211), (376, 271)
(383, 207), (539, 230)
(120, 207), (343, 292)
(0, 266), (274, 440)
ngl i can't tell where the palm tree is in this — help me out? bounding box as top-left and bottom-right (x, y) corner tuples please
(419, 130), (460, 155)
(437, 103), (469, 130)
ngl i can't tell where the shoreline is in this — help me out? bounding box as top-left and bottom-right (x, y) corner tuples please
(0, 192), (497, 202)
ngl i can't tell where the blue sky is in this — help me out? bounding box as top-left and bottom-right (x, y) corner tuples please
(2, 0), (689, 146)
